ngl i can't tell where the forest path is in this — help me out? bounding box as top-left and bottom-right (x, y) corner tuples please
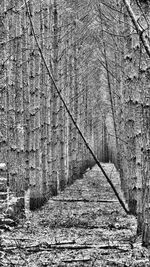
(1, 164), (149, 266)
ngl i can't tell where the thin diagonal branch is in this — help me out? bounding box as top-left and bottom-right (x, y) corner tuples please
(24, 0), (129, 214)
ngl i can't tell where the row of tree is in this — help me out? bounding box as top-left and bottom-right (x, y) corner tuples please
(113, 0), (150, 246)
(94, 0), (150, 246)
(0, 0), (115, 212)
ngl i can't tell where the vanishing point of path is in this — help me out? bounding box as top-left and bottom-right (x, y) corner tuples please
(1, 164), (150, 266)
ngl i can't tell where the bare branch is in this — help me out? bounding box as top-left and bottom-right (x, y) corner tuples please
(122, 0), (150, 58)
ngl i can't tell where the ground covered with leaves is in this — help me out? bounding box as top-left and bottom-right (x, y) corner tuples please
(1, 164), (150, 266)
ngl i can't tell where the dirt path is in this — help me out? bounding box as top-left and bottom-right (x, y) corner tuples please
(1, 164), (150, 266)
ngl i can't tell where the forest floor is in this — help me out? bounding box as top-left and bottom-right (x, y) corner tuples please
(1, 163), (150, 266)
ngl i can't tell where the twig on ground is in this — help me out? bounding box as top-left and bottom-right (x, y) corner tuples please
(51, 198), (118, 203)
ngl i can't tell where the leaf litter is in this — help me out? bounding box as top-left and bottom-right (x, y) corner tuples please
(1, 163), (150, 266)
